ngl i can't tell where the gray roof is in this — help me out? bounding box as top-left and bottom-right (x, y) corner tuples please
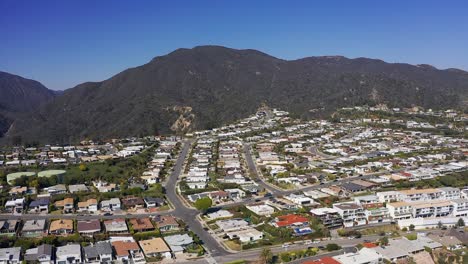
(22, 219), (46, 232)
(25, 244), (53, 261)
(83, 246), (98, 259)
(373, 245), (408, 260)
(84, 242), (113, 259)
(68, 184), (89, 193)
(56, 244), (81, 257)
(164, 234), (194, 252)
(96, 241), (113, 255)
(0, 247), (21, 262)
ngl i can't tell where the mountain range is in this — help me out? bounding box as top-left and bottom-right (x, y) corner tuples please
(0, 71), (56, 139)
(1, 46), (467, 145)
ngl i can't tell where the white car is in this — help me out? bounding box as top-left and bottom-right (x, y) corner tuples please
(282, 243), (290, 248)
(304, 240), (312, 245)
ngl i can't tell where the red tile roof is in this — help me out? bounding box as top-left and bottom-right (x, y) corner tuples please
(362, 242), (378, 248)
(275, 214), (309, 227)
(302, 257), (340, 264)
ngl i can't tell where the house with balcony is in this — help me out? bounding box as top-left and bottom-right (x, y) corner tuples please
(386, 201), (413, 220)
(333, 202), (366, 227)
(100, 198), (121, 211)
(310, 208), (343, 229)
(451, 198), (468, 217)
(54, 198), (74, 213)
(77, 199), (98, 214)
(365, 207), (391, 224)
(112, 239), (146, 264)
(4, 198), (25, 214)
(29, 197), (50, 214)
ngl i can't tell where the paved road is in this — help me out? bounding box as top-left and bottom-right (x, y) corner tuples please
(213, 235), (378, 263)
(164, 140), (229, 257)
(309, 146), (335, 159)
(242, 143), (283, 195)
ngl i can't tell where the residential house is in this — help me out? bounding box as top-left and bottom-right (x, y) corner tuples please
(333, 202), (366, 227)
(164, 234), (194, 255)
(24, 244), (54, 264)
(246, 204), (275, 216)
(68, 184), (89, 193)
(129, 218), (155, 233)
(54, 198), (74, 213)
(77, 219), (101, 236)
(56, 244), (82, 264)
(333, 247), (383, 264)
(29, 197), (50, 214)
(155, 215), (180, 232)
(121, 196), (145, 210)
(4, 198), (25, 214)
(83, 241), (113, 264)
(284, 194), (317, 207)
(143, 197), (165, 208)
(0, 247), (21, 264)
(217, 219), (249, 232)
(226, 227), (264, 243)
(224, 188), (246, 200)
(310, 208), (343, 229)
(100, 198), (121, 211)
(0, 220), (18, 236)
(21, 219), (46, 237)
(77, 199), (98, 214)
(271, 214), (309, 228)
(139, 238), (171, 259)
(49, 219), (74, 235)
(46, 184), (67, 195)
(452, 198), (468, 217)
(104, 219), (128, 234)
(112, 239), (146, 263)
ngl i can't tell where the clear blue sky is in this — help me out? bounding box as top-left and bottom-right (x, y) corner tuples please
(1, 0), (467, 90)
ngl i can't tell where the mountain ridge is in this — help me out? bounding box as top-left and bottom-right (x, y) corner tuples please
(0, 71), (55, 137)
(2, 45), (467, 145)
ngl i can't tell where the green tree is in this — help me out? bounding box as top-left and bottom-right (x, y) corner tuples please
(457, 218), (465, 227)
(380, 236), (389, 246)
(326, 243), (341, 251)
(259, 248), (273, 264)
(409, 224), (415, 231)
(79, 164), (88, 171)
(194, 197), (212, 212)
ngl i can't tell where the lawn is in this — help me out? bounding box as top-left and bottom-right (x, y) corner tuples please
(224, 240), (242, 251)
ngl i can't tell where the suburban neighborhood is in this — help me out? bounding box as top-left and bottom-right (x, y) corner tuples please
(0, 106), (466, 264)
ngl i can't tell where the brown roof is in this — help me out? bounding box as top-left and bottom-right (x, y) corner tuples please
(130, 218), (154, 231)
(122, 196), (145, 207)
(77, 219), (101, 232)
(352, 179), (377, 187)
(78, 198), (98, 208)
(49, 219), (73, 232)
(112, 240), (140, 257)
(139, 237), (170, 254)
(55, 197), (74, 207)
(156, 215), (179, 228)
